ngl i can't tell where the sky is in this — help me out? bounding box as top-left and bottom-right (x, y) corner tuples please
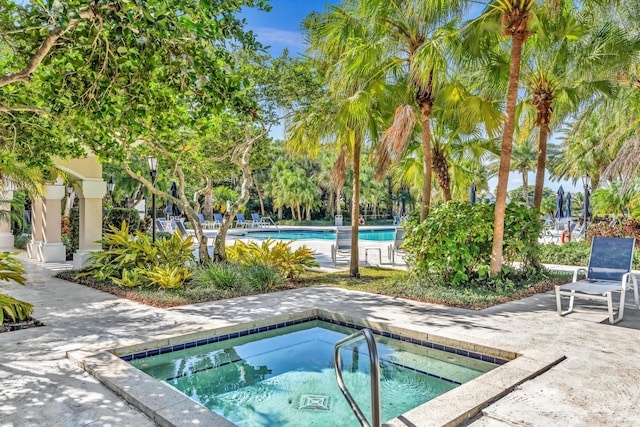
(240, 1), (581, 194)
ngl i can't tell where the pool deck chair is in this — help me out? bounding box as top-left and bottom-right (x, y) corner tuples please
(197, 213), (219, 230)
(251, 213), (277, 228)
(555, 237), (639, 324)
(331, 227), (353, 266)
(388, 227), (406, 265)
(213, 213), (223, 228)
(235, 213), (254, 228)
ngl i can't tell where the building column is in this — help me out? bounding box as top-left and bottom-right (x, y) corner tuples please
(38, 184), (66, 262)
(73, 179), (106, 270)
(0, 189), (14, 250)
(27, 197), (44, 259)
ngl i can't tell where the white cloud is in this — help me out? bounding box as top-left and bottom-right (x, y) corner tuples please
(254, 27), (306, 50)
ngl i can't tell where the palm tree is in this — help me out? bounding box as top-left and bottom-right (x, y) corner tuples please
(358, 0), (466, 220)
(289, 5), (386, 277)
(510, 138), (538, 204)
(523, 9), (637, 209)
(469, 0), (536, 275)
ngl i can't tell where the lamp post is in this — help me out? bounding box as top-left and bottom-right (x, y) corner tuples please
(582, 173), (591, 235)
(107, 176), (115, 206)
(147, 156), (158, 243)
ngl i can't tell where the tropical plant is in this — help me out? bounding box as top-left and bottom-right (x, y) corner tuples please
(403, 200), (542, 287)
(83, 222), (194, 289)
(0, 252), (32, 325)
(226, 238), (318, 279)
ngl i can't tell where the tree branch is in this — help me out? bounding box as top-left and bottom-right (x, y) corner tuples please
(0, 106), (50, 115)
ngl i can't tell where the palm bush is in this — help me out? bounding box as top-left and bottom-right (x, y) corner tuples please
(0, 252), (32, 325)
(226, 238), (318, 279)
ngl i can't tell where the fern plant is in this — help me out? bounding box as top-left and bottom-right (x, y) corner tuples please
(227, 238), (318, 279)
(1, 251), (32, 325)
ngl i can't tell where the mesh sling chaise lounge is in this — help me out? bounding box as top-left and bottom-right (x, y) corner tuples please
(555, 237), (639, 324)
(331, 227), (353, 266)
(388, 227), (406, 265)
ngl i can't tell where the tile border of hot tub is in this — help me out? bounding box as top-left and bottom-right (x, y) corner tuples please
(67, 309), (566, 427)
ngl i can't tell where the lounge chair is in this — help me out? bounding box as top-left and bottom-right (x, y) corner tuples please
(235, 213), (253, 228)
(155, 219), (172, 232)
(392, 215), (401, 225)
(173, 220), (193, 237)
(331, 227), (353, 266)
(388, 228), (406, 265)
(251, 213), (277, 228)
(197, 213), (218, 230)
(555, 237), (639, 324)
(213, 213), (223, 228)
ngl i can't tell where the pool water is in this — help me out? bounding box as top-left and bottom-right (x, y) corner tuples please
(128, 320), (497, 426)
(235, 229), (395, 241)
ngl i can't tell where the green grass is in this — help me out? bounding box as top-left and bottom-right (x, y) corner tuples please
(297, 267), (570, 310)
(57, 266), (571, 310)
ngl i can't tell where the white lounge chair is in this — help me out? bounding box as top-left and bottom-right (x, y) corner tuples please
(388, 228), (406, 265)
(331, 227), (353, 266)
(555, 237), (639, 324)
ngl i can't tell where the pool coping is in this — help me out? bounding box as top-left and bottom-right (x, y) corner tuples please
(67, 309), (565, 427)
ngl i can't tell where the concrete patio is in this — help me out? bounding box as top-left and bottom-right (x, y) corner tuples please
(1, 252), (640, 426)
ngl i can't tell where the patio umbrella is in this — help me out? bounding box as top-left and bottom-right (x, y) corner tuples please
(565, 192), (572, 218)
(170, 182), (181, 217)
(470, 182), (476, 205)
(401, 196), (406, 216)
(555, 186), (564, 219)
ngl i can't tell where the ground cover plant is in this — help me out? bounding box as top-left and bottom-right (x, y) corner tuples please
(0, 252), (34, 326)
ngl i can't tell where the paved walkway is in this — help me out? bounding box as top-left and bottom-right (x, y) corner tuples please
(2, 253), (640, 426)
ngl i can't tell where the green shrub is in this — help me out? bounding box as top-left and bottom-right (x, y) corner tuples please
(403, 200), (542, 287)
(83, 222), (194, 289)
(69, 207), (80, 254)
(194, 263), (243, 289)
(13, 234), (30, 250)
(245, 263), (284, 291)
(61, 234), (74, 260)
(587, 220), (640, 246)
(226, 238), (319, 279)
(104, 208), (142, 234)
(538, 240), (640, 269)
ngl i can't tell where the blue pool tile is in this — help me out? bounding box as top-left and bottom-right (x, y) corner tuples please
(196, 339), (208, 346)
(229, 332), (239, 339)
(185, 342), (196, 349)
(172, 344), (185, 351)
(121, 355), (133, 361)
(159, 347), (172, 354)
(147, 349), (160, 357)
(132, 352), (147, 360)
(481, 355), (495, 363)
(239, 330), (248, 336)
(468, 352), (482, 360)
(258, 326), (268, 332)
(433, 343), (445, 351)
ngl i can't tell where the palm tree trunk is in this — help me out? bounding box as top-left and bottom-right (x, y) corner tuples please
(432, 148), (452, 201)
(290, 206), (296, 220)
(297, 203), (302, 222)
(335, 187), (342, 216)
(533, 118), (550, 210)
(277, 206), (283, 220)
(350, 132), (362, 278)
(522, 170), (529, 204)
(416, 70), (435, 221)
(491, 31), (527, 276)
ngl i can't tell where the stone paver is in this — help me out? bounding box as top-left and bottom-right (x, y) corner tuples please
(2, 250), (640, 426)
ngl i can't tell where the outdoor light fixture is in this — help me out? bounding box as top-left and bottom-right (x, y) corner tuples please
(107, 176), (115, 205)
(147, 156), (158, 243)
(66, 184), (73, 197)
(582, 173), (591, 234)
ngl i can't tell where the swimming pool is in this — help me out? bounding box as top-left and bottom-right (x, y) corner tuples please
(125, 317), (500, 426)
(232, 228), (395, 241)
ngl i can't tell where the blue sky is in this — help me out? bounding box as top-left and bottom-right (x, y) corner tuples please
(241, 1), (579, 194)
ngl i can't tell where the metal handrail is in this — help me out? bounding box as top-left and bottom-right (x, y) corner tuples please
(334, 328), (381, 427)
